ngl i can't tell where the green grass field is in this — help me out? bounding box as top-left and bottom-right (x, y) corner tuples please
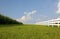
(0, 25), (60, 39)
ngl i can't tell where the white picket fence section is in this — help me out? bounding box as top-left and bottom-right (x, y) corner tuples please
(48, 18), (60, 28)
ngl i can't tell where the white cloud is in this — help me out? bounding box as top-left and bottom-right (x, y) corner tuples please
(36, 14), (49, 22)
(35, 15), (48, 24)
(35, 21), (48, 25)
(16, 10), (37, 23)
(16, 10), (48, 24)
(26, 10), (37, 16)
(31, 10), (37, 14)
(56, 0), (60, 14)
(16, 15), (31, 23)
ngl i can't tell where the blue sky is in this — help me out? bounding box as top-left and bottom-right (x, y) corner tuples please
(0, 0), (60, 24)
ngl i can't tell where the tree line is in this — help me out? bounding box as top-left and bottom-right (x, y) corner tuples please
(0, 14), (23, 25)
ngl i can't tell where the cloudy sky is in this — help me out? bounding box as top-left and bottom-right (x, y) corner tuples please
(0, 0), (60, 24)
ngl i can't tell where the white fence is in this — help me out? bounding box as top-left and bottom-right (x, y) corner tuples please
(48, 18), (60, 28)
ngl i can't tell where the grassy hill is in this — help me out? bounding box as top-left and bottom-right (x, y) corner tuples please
(0, 25), (60, 39)
(0, 14), (23, 24)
